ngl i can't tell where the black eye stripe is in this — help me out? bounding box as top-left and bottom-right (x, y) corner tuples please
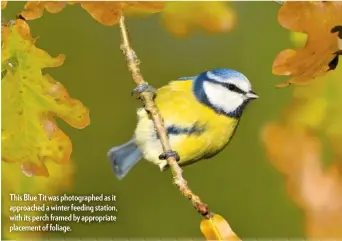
(214, 81), (246, 94)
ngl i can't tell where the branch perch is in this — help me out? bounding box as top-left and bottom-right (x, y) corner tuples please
(118, 16), (211, 219)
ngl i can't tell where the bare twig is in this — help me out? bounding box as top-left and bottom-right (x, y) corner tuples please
(119, 16), (211, 219)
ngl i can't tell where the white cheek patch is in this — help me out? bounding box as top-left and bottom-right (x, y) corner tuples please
(203, 81), (244, 114)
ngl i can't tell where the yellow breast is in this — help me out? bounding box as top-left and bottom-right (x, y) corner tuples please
(135, 80), (239, 168)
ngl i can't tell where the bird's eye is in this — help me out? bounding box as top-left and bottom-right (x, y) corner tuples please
(227, 84), (237, 91)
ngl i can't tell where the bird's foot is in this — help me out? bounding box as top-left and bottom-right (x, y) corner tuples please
(131, 84), (156, 99)
(158, 150), (180, 162)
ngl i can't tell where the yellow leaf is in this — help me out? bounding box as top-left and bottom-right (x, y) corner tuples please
(69, 1), (123, 26)
(20, 1), (67, 20)
(1, 19), (90, 176)
(200, 214), (240, 240)
(69, 1), (164, 26)
(265, 9), (342, 237)
(1, 0), (7, 9)
(272, 1), (342, 86)
(161, 2), (236, 37)
(263, 63), (342, 238)
(17, 1), (164, 24)
(122, 1), (165, 16)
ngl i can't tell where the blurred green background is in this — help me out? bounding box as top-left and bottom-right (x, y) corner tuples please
(2, 1), (302, 239)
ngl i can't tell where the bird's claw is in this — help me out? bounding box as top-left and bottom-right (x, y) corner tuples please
(159, 150), (180, 162)
(131, 84), (156, 98)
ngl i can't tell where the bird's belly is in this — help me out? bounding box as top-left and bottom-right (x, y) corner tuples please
(134, 110), (237, 170)
(134, 118), (184, 169)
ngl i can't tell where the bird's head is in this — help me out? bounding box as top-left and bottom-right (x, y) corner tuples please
(193, 68), (258, 118)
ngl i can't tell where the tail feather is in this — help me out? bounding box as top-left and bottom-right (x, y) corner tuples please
(107, 139), (142, 180)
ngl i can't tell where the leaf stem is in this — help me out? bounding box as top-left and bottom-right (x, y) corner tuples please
(118, 16), (211, 219)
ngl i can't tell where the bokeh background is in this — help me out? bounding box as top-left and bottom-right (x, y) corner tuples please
(2, 1), (321, 239)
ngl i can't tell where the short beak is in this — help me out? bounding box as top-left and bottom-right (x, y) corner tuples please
(246, 90), (259, 99)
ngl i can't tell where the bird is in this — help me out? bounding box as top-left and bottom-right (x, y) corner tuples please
(107, 68), (259, 180)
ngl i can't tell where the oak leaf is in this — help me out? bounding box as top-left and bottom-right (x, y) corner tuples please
(264, 14), (342, 238)
(122, 2), (165, 16)
(272, 1), (342, 86)
(18, 1), (164, 25)
(161, 2), (236, 37)
(69, 1), (164, 26)
(20, 1), (67, 20)
(200, 214), (240, 240)
(1, 19), (90, 176)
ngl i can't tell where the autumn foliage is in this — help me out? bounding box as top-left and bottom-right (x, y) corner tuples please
(2, 19), (90, 176)
(20, 1), (164, 25)
(272, 2), (342, 86)
(1, 1), (342, 240)
(200, 214), (240, 240)
(264, 28), (342, 238)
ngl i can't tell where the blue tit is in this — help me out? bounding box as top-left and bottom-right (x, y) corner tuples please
(108, 68), (258, 180)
